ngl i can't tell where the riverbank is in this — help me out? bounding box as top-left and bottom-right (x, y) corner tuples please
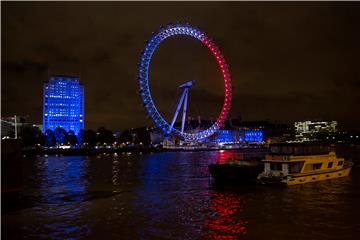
(22, 146), (158, 156)
(21, 146), (267, 156)
(19, 143), (360, 164)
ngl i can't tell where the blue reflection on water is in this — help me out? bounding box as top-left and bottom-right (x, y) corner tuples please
(4, 150), (360, 240)
(35, 156), (90, 239)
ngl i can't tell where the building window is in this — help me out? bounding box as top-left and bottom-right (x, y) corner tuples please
(270, 163), (282, 171)
(338, 161), (343, 166)
(327, 162), (333, 168)
(312, 163), (322, 170)
(289, 162), (304, 173)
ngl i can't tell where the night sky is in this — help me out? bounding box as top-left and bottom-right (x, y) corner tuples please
(2, 2), (360, 131)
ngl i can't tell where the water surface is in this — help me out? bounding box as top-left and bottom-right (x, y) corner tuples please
(3, 150), (360, 239)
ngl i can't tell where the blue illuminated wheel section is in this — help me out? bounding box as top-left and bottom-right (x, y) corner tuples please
(138, 23), (232, 141)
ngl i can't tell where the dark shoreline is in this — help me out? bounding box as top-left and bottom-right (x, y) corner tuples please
(21, 146), (267, 156)
(20, 143), (360, 159)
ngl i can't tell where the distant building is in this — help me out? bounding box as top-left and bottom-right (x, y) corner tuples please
(243, 129), (264, 142)
(43, 75), (84, 137)
(149, 127), (165, 145)
(209, 129), (239, 144)
(230, 120), (293, 143)
(1, 115), (43, 140)
(1, 115), (29, 138)
(208, 128), (265, 144)
(295, 121), (337, 141)
(138, 119), (290, 146)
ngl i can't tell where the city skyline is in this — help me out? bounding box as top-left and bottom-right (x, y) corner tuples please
(2, 2), (360, 131)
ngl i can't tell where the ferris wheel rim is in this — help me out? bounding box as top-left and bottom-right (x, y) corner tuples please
(138, 23), (232, 141)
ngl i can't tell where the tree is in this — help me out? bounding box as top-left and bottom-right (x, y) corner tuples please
(96, 127), (115, 144)
(133, 127), (151, 145)
(78, 129), (84, 145)
(54, 127), (69, 145)
(67, 130), (78, 146)
(44, 129), (56, 147)
(118, 130), (132, 144)
(19, 125), (43, 147)
(83, 129), (97, 147)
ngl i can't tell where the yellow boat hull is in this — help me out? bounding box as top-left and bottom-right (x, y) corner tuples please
(286, 167), (352, 185)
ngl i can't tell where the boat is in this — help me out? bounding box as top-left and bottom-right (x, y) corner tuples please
(257, 151), (353, 185)
(209, 159), (263, 183)
(208, 150), (267, 183)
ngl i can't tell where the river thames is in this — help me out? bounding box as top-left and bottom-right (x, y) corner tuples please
(3, 149), (360, 239)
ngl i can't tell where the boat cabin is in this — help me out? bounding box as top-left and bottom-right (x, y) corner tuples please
(262, 152), (344, 178)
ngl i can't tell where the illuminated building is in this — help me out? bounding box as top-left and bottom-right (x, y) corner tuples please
(295, 121), (337, 141)
(211, 130), (238, 144)
(147, 119), (268, 146)
(43, 75), (84, 138)
(208, 128), (264, 144)
(243, 129), (264, 142)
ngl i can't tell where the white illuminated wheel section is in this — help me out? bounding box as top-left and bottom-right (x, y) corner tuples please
(138, 23), (232, 141)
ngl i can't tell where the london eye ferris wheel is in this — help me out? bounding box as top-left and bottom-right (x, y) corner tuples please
(138, 23), (232, 142)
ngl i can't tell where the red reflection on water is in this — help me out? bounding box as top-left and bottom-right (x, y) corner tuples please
(216, 151), (244, 164)
(203, 192), (247, 239)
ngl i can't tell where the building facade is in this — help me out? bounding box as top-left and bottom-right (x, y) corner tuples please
(243, 129), (264, 142)
(1, 116), (28, 139)
(43, 75), (84, 137)
(203, 128), (265, 144)
(295, 121), (337, 141)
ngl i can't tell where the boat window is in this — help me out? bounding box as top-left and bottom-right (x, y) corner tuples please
(312, 163), (322, 170)
(270, 163), (282, 171)
(327, 162), (333, 168)
(289, 162), (304, 173)
(338, 161), (343, 166)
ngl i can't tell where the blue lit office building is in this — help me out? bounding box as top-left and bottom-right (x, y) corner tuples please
(243, 129), (264, 142)
(211, 130), (239, 144)
(43, 75), (84, 138)
(207, 128), (264, 144)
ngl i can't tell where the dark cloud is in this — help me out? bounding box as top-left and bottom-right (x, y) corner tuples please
(2, 2), (360, 130)
(2, 60), (48, 74)
(90, 52), (112, 65)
